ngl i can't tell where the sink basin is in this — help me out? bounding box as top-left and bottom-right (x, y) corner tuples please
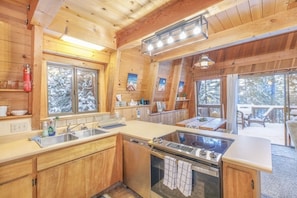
(34, 133), (78, 148)
(73, 128), (109, 138)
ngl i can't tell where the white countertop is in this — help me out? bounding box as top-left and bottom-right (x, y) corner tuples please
(0, 120), (272, 173)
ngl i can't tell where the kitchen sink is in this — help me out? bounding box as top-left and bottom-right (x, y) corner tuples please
(72, 128), (109, 138)
(34, 133), (79, 148)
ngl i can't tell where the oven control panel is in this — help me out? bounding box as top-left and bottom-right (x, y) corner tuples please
(151, 137), (222, 165)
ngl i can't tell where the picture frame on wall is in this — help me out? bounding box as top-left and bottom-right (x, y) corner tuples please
(158, 78), (166, 91)
(127, 73), (138, 91)
(178, 81), (184, 93)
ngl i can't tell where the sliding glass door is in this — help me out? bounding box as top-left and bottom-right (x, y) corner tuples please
(285, 72), (297, 146)
(238, 71), (297, 146)
(238, 73), (285, 145)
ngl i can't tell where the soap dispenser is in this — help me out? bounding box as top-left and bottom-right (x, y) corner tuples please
(42, 121), (48, 137)
(48, 119), (56, 136)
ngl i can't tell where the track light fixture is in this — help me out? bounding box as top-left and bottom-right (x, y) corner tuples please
(141, 14), (208, 56)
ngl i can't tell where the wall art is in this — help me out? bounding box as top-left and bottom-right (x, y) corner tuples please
(127, 73), (138, 91)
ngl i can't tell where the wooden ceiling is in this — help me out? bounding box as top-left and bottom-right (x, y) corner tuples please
(23, 0), (297, 61)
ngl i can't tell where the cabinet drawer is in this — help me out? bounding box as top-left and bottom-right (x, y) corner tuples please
(0, 159), (32, 184)
(37, 135), (117, 171)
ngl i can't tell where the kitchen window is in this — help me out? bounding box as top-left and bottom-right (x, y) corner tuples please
(47, 62), (98, 116)
(196, 78), (222, 117)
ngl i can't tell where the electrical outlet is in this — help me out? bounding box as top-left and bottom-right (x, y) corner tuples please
(10, 122), (28, 133)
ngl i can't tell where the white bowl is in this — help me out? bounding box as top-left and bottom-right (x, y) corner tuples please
(11, 110), (27, 116)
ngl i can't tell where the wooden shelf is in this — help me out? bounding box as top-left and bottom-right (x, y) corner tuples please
(176, 99), (190, 102)
(0, 89), (26, 92)
(115, 105), (151, 109)
(0, 115), (32, 120)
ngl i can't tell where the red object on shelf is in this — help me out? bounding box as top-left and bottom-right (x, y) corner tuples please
(23, 64), (32, 92)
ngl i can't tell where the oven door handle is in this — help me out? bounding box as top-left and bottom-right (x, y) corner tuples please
(151, 149), (219, 178)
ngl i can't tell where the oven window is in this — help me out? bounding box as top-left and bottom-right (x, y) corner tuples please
(151, 155), (221, 198)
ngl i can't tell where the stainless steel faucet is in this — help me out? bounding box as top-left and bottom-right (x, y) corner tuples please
(66, 123), (88, 133)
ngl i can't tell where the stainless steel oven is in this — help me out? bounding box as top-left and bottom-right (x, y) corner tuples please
(149, 130), (233, 198)
(151, 149), (221, 198)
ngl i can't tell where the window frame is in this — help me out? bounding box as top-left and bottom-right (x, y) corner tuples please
(47, 62), (99, 116)
(196, 78), (222, 117)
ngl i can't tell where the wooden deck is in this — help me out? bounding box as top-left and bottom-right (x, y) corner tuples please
(238, 123), (285, 145)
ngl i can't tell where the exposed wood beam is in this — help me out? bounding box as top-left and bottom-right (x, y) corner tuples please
(116, 0), (223, 49)
(154, 7), (297, 61)
(214, 48), (297, 69)
(27, 0), (64, 29)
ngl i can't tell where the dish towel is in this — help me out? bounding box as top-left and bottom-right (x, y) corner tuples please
(163, 156), (177, 190)
(177, 160), (192, 197)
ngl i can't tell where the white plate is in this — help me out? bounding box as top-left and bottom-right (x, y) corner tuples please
(11, 110), (27, 116)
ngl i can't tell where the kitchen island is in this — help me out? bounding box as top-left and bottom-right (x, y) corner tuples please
(0, 120), (272, 198)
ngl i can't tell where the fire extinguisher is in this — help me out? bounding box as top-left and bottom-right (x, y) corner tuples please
(23, 64), (32, 92)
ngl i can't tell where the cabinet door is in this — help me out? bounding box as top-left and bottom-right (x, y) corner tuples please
(85, 147), (119, 197)
(123, 140), (150, 198)
(0, 175), (32, 198)
(37, 158), (86, 198)
(37, 147), (120, 198)
(223, 162), (260, 198)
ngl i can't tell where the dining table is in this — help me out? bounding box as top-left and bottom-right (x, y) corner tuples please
(176, 116), (227, 131)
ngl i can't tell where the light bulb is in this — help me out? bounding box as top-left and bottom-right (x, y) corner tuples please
(193, 26), (201, 35)
(147, 44), (154, 51)
(167, 36), (174, 44)
(179, 31), (187, 40)
(157, 40), (163, 48)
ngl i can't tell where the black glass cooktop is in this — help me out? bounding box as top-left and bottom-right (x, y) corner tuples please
(159, 130), (233, 154)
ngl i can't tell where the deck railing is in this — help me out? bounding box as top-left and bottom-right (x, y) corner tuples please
(198, 104), (295, 124)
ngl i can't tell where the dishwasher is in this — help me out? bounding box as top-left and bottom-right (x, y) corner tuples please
(123, 135), (151, 198)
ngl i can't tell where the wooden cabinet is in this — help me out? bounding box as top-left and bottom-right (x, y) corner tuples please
(37, 156), (86, 198)
(175, 99), (190, 110)
(0, 175), (32, 198)
(223, 162), (260, 198)
(149, 109), (189, 125)
(0, 158), (33, 198)
(85, 148), (119, 196)
(36, 135), (122, 198)
(37, 147), (117, 198)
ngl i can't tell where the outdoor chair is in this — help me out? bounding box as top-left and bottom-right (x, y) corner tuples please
(247, 107), (273, 127)
(237, 110), (249, 129)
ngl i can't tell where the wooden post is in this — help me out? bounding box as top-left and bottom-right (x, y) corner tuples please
(31, 25), (43, 130)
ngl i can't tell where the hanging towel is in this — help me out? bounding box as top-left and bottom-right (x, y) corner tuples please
(163, 156), (177, 190)
(177, 160), (192, 197)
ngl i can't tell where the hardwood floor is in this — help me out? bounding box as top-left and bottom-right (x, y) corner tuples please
(94, 183), (141, 198)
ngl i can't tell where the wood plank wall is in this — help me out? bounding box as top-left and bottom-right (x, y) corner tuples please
(115, 47), (151, 105)
(190, 32), (297, 119)
(0, 0), (31, 113)
(41, 35), (109, 119)
(192, 32), (297, 80)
